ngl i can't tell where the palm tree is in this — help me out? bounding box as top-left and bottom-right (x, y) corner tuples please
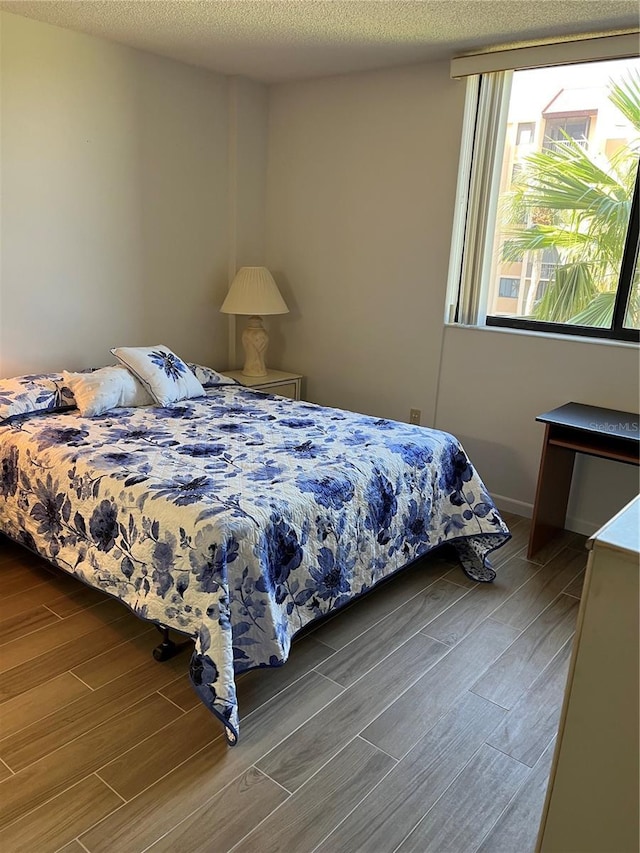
(501, 70), (640, 328)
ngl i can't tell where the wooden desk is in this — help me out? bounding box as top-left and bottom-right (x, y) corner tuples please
(528, 402), (639, 558)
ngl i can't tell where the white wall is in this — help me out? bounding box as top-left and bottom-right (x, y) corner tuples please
(0, 12), (266, 376)
(265, 60), (639, 532)
(266, 62), (462, 422)
(435, 327), (639, 532)
(227, 76), (270, 369)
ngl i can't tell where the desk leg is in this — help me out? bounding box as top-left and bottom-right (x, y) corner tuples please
(528, 426), (576, 558)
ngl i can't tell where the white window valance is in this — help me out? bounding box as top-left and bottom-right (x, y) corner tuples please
(451, 31), (639, 79)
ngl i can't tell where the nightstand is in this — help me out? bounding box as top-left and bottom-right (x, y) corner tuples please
(224, 369), (303, 401)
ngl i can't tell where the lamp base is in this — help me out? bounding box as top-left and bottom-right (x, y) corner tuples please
(241, 316), (269, 377)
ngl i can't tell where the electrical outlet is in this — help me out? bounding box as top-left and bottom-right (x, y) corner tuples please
(409, 408), (421, 425)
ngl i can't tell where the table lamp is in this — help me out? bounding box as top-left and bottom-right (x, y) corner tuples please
(220, 267), (289, 377)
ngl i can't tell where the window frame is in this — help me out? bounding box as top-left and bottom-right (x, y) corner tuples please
(448, 42), (640, 345)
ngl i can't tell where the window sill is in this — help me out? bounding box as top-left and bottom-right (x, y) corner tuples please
(444, 322), (640, 349)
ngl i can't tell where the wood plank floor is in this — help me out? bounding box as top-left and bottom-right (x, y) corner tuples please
(0, 515), (587, 853)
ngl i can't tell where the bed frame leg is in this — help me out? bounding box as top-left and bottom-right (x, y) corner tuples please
(153, 626), (179, 662)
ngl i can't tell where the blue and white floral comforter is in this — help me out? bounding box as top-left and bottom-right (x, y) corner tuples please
(0, 386), (510, 743)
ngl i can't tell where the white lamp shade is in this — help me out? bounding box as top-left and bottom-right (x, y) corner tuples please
(220, 267), (289, 316)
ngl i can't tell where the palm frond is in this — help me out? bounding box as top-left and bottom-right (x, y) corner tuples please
(501, 226), (591, 262)
(518, 148), (624, 212)
(567, 290), (616, 327)
(608, 70), (640, 135)
(531, 263), (597, 322)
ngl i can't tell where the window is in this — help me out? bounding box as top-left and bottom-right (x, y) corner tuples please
(449, 47), (640, 343)
(516, 122), (536, 145)
(498, 277), (520, 298)
(542, 115), (591, 151)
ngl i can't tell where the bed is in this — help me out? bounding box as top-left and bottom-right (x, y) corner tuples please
(0, 376), (510, 745)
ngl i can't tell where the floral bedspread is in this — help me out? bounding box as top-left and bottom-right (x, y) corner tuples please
(0, 386), (510, 743)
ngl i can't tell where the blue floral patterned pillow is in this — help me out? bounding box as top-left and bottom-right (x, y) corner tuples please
(53, 380), (77, 409)
(187, 363), (238, 388)
(111, 345), (205, 406)
(0, 374), (61, 421)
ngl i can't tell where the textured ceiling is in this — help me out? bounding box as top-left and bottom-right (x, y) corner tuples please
(1, 0), (638, 82)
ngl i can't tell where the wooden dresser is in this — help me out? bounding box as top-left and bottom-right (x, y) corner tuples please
(537, 495), (640, 853)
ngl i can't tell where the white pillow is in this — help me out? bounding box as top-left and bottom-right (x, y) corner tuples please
(110, 345), (205, 406)
(62, 366), (154, 417)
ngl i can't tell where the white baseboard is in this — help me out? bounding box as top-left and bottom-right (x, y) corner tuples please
(563, 515), (599, 537)
(492, 494), (598, 538)
(492, 494), (532, 518)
